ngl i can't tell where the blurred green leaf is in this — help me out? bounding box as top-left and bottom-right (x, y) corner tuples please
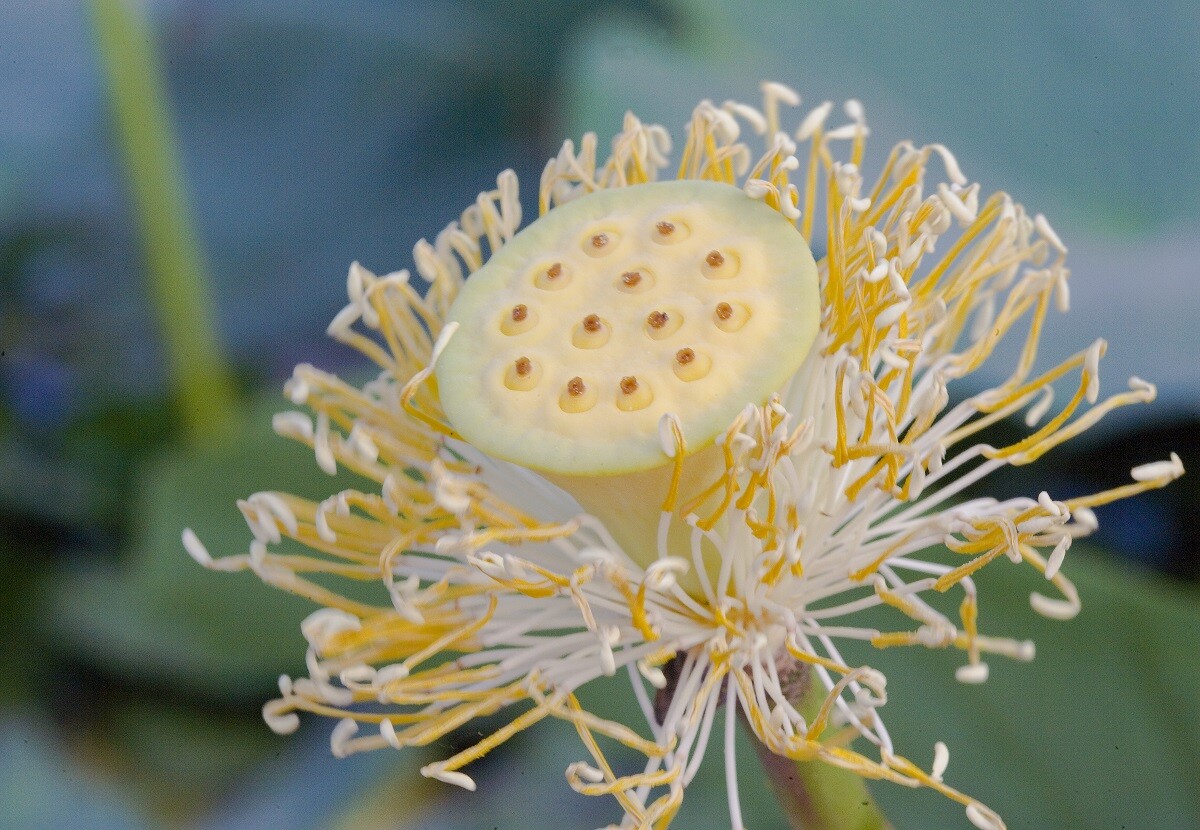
(52, 391), (363, 698)
(0, 714), (149, 830)
(863, 548), (1200, 829)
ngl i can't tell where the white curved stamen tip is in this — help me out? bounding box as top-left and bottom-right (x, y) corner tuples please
(182, 528), (212, 567)
(422, 764), (477, 791)
(932, 741), (950, 781)
(1131, 452), (1184, 482)
(330, 717), (358, 758)
(966, 802), (1005, 830)
(955, 662), (990, 684)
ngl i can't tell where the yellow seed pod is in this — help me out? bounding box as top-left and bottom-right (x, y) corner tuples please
(436, 180), (819, 477)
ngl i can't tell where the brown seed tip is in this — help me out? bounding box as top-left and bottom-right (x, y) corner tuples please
(676, 348), (695, 365)
(647, 310), (669, 329)
(591, 233), (609, 249)
(583, 314), (602, 332)
(567, 377), (585, 397)
(547, 262), (562, 280)
(514, 357), (532, 376)
(619, 376), (639, 395)
(511, 304), (528, 322)
(715, 302), (733, 320)
(621, 270), (642, 287)
(706, 250), (725, 267)
(656, 221), (675, 236)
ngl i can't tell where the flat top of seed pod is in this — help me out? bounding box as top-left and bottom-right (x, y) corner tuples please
(435, 179), (819, 476)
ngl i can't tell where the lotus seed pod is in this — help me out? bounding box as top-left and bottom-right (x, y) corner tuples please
(436, 180), (820, 477)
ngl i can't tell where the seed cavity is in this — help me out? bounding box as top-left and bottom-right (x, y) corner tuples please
(501, 303), (537, 335)
(572, 313), (611, 349)
(652, 217), (689, 244)
(535, 261), (570, 290)
(673, 347), (712, 382)
(583, 230), (618, 257)
(559, 376), (596, 413)
(645, 308), (682, 340)
(702, 248), (740, 279)
(504, 356), (541, 391)
(617, 268), (654, 293)
(713, 301), (751, 332)
(616, 375), (653, 411)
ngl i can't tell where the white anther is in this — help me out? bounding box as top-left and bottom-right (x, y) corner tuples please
(955, 662), (990, 684)
(796, 101), (833, 140)
(1037, 491), (1065, 517)
(1034, 213), (1066, 253)
(330, 717), (359, 758)
(927, 144), (967, 186)
(764, 81), (801, 108)
(966, 802), (1004, 830)
(932, 741), (950, 781)
(273, 410), (314, 440)
(1072, 506), (1099, 534)
(1131, 452), (1183, 482)
(375, 664), (411, 686)
(1030, 592), (1080, 620)
(340, 665), (376, 685)
(380, 718), (401, 749)
(568, 762), (607, 784)
(637, 659), (668, 689)
(1046, 537), (1075, 578)
(644, 557), (689, 590)
(262, 699), (301, 735)
(724, 101), (767, 134)
(182, 528), (213, 567)
(1025, 385), (1055, 426)
(301, 608), (361, 645)
(421, 764), (476, 791)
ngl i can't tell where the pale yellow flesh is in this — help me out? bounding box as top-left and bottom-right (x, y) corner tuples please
(436, 180), (819, 477)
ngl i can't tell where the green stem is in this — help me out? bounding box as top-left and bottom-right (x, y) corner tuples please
(89, 0), (237, 440)
(748, 732), (894, 830)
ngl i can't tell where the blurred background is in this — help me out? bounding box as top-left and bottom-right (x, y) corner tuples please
(2, 1), (1198, 828)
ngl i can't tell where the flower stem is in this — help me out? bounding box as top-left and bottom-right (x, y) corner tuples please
(747, 732), (894, 830)
(89, 0), (237, 440)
